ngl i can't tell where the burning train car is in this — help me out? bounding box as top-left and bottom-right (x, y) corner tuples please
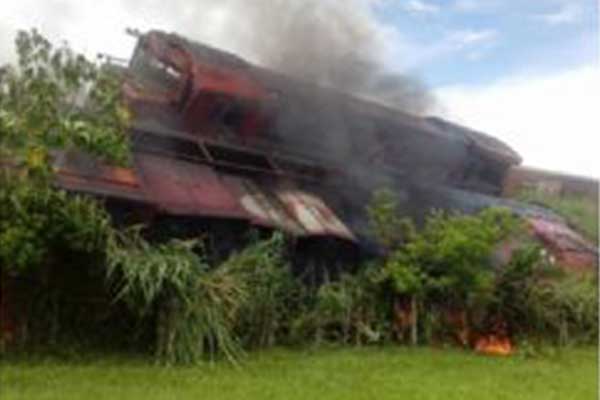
(55, 30), (597, 273)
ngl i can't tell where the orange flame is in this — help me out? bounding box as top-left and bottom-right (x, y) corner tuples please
(475, 335), (513, 356)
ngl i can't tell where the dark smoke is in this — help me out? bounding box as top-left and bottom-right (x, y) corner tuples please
(123, 0), (435, 114)
(212, 0), (435, 114)
(2, 0), (434, 114)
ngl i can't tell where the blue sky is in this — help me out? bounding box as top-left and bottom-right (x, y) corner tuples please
(1, 0), (598, 176)
(371, 0), (598, 87)
(362, 0), (598, 177)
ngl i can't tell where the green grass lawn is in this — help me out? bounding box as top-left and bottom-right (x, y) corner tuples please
(1, 347), (597, 400)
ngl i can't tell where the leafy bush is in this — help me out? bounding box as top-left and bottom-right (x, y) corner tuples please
(0, 177), (112, 274)
(488, 244), (598, 346)
(366, 188), (415, 253)
(0, 29), (134, 356)
(381, 207), (522, 344)
(219, 233), (296, 349)
(0, 176), (125, 350)
(522, 275), (597, 345)
(292, 264), (390, 346)
(0, 26), (131, 284)
(107, 231), (247, 364)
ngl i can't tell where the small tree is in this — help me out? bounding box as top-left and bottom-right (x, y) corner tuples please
(367, 188), (422, 344)
(366, 188), (415, 254)
(0, 29), (131, 276)
(386, 251), (426, 345)
(0, 29), (130, 349)
(0, 29), (130, 174)
(410, 209), (517, 308)
(378, 204), (522, 345)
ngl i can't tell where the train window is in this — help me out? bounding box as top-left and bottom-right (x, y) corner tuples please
(205, 143), (274, 172)
(222, 103), (245, 129)
(132, 131), (207, 162)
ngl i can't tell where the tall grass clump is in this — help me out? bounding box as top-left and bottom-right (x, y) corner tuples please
(219, 233), (297, 349)
(107, 230), (247, 364)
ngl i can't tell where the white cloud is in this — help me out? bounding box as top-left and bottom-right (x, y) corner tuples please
(448, 29), (498, 47)
(0, 0), (397, 70)
(0, 1), (161, 63)
(404, 0), (440, 14)
(435, 66), (600, 178)
(535, 3), (583, 25)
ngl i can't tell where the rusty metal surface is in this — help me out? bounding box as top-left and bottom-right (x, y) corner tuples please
(276, 187), (356, 241)
(60, 30), (579, 253)
(56, 163), (147, 203)
(225, 176), (305, 235)
(131, 153), (356, 241)
(52, 147), (356, 243)
(135, 154), (247, 219)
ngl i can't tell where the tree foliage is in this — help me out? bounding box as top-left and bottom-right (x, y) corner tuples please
(389, 208), (521, 306)
(0, 178), (113, 274)
(0, 29), (131, 273)
(366, 188), (415, 253)
(493, 246), (598, 345)
(0, 29), (130, 174)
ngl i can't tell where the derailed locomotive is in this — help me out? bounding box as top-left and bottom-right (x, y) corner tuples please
(55, 30), (596, 274)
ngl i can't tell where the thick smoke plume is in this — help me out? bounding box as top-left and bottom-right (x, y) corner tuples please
(1, 0), (434, 114)
(179, 0), (434, 114)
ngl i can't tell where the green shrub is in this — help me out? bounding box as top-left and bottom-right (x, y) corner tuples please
(366, 188), (416, 253)
(490, 245), (598, 346)
(106, 230), (247, 364)
(382, 207), (522, 344)
(220, 233), (296, 349)
(292, 264), (390, 346)
(523, 275), (598, 345)
(0, 177), (113, 274)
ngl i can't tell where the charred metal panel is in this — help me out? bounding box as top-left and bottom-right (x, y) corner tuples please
(425, 117), (522, 165)
(133, 153), (355, 242)
(135, 154), (246, 218)
(125, 30), (524, 202)
(276, 187), (356, 241)
(41, 29), (600, 273)
(56, 170), (145, 203)
(55, 154), (147, 203)
(225, 177), (305, 235)
(527, 218), (598, 271)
